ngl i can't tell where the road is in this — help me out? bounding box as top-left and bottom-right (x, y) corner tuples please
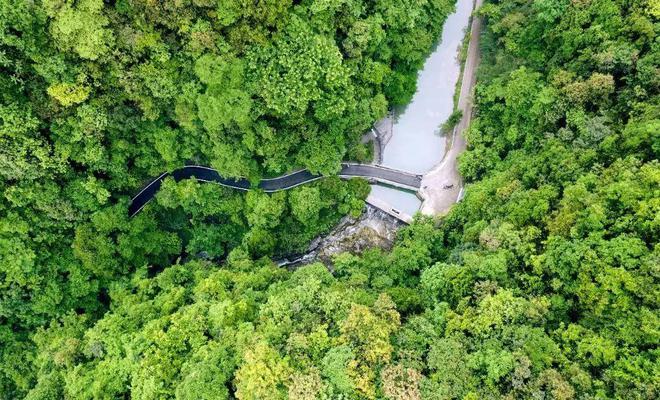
(129, 163), (421, 217)
(339, 163), (422, 190)
(419, 0), (483, 215)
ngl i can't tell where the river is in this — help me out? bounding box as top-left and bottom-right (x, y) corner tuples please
(370, 0), (474, 215)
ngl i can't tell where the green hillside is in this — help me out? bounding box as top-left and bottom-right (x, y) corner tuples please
(1, 0), (658, 398)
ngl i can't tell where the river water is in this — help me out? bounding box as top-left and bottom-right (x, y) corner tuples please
(371, 0), (474, 215)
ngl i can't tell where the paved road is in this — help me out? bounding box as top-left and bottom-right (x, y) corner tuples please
(340, 164), (421, 189)
(419, 0), (482, 215)
(129, 163), (421, 217)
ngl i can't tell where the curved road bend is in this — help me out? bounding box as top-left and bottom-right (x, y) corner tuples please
(129, 163), (422, 217)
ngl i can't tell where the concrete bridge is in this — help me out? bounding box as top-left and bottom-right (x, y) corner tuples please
(129, 163), (422, 222)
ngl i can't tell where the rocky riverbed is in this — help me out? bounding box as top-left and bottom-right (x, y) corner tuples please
(276, 205), (402, 268)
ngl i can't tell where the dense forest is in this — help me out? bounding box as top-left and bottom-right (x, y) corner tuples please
(1, 0), (658, 398)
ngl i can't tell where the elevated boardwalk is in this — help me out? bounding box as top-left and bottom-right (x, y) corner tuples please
(129, 163), (421, 221)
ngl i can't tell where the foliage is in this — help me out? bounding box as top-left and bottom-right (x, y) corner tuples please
(440, 109), (463, 134)
(0, 0), (456, 396)
(2, 0), (658, 398)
